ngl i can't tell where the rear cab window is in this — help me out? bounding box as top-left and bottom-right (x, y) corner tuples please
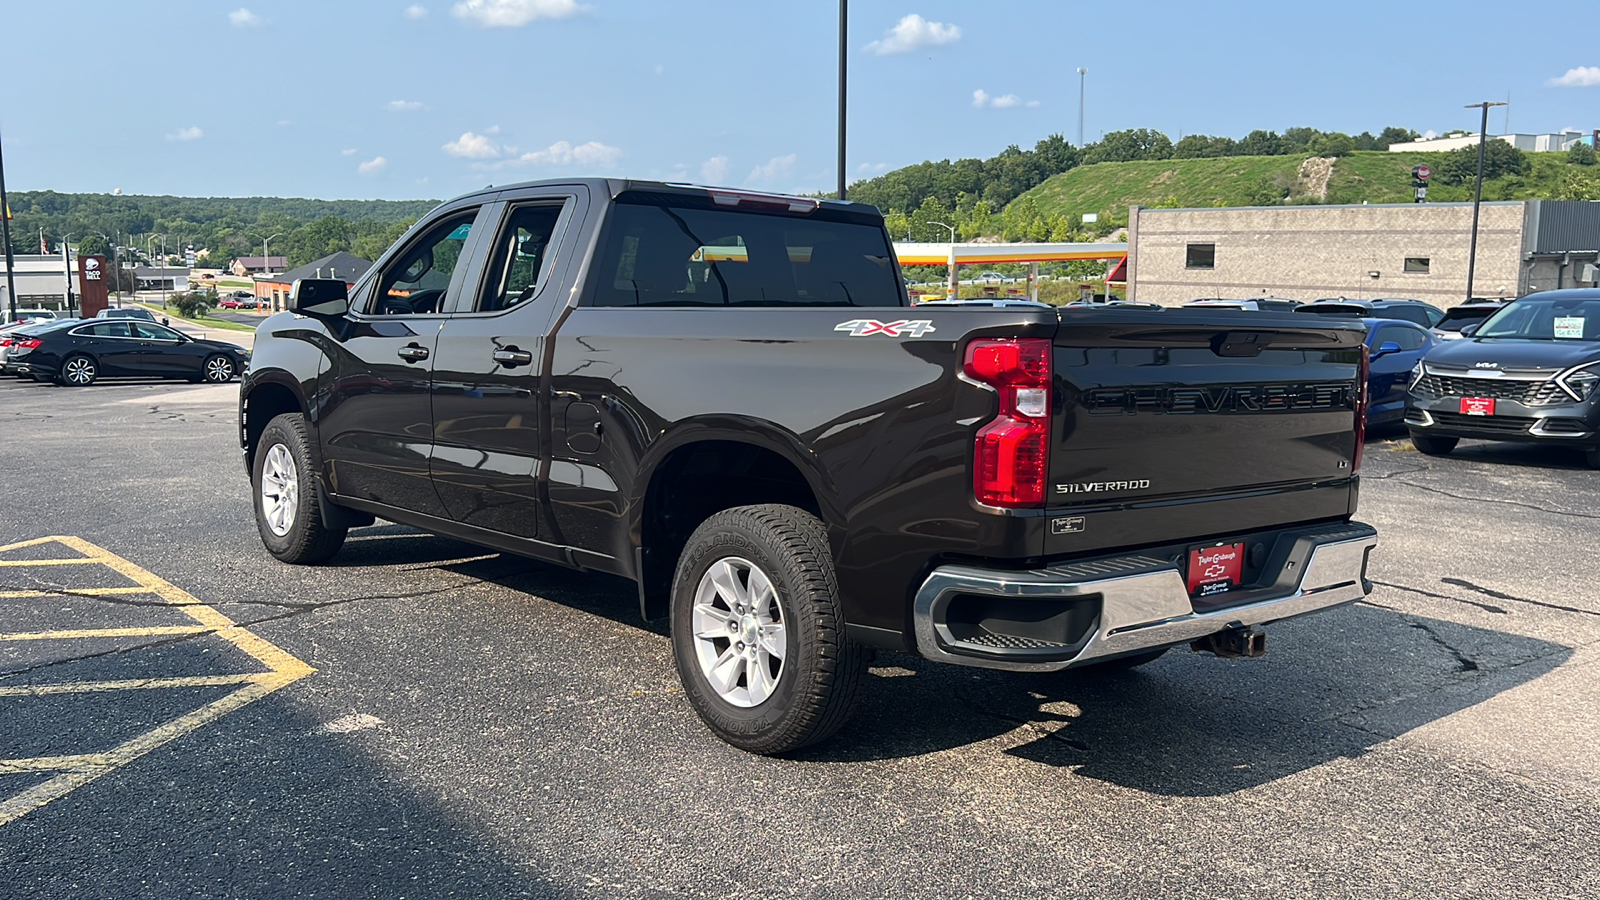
(584, 192), (904, 308)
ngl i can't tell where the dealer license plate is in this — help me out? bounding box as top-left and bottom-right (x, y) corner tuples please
(1460, 397), (1495, 416)
(1187, 542), (1245, 597)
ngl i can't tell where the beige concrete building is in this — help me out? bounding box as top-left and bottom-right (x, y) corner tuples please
(1126, 200), (1600, 308)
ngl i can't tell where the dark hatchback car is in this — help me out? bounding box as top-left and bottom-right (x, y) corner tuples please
(1405, 289), (1600, 468)
(7, 319), (250, 386)
(1295, 297), (1446, 328)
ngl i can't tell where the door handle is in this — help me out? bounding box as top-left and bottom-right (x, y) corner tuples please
(396, 344), (430, 362)
(492, 348), (533, 367)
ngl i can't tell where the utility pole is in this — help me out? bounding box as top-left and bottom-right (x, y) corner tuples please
(0, 124), (17, 324)
(1464, 101), (1507, 304)
(837, 0), (848, 201)
(1076, 68), (1087, 148)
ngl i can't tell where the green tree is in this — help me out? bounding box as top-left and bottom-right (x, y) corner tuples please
(76, 234), (109, 258)
(1376, 126), (1420, 149)
(1569, 142), (1597, 166)
(1554, 168), (1600, 201)
(1173, 134), (1236, 158)
(1436, 140), (1531, 185)
(1311, 132), (1356, 157)
(1236, 129), (1283, 156)
(1083, 129), (1173, 164)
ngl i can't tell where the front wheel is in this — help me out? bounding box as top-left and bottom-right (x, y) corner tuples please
(670, 504), (867, 754)
(60, 355), (97, 386)
(202, 354), (236, 383)
(1410, 433), (1458, 456)
(253, 413), (347, 563)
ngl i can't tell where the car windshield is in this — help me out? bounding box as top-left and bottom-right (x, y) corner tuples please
(1476, 295), (1600, 341)
(1435, 307), (1496, 331)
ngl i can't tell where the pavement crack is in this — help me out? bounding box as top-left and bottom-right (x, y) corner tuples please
(0, 629), (219, 680)
(1386, 477), (1600, 520)
(1371, 580), (1507, 614)
(1406, 619), (1480, 673)
(0, 583), (203, 609)
(1440, 577), (1600, 618)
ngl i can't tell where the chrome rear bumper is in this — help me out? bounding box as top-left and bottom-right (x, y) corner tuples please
(912, 522), (1377, 672)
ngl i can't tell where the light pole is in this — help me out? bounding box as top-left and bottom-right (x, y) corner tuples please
(929, 220), (958, 300)
(1077, 67), (1087, 148)
(0, 124), (18, 324)
(95, 232), (121, 306)
(1464, 101), (1507, 303)
(837, 0), (848, 201)
(248, 232), (281, 276)
(60, 233), (76, 313)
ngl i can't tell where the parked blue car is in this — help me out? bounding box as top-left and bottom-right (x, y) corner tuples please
(1364, 318), (1436, 427)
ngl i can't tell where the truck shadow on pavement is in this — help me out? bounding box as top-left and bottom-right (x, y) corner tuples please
(324, 528), (1571, 798)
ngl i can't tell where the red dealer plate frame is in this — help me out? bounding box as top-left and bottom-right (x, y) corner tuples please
(1186, 542), (1245, 597)
(1460, 396), (1495, 416)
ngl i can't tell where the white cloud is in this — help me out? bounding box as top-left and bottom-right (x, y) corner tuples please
(701, 155), (730, 184)
(746, 153), (797, 185)
(443, 131), (502, 158)
(865, 14), (960, 56)
(386, 100), (424, 112)
(228, 8), (263, 27)
(973, 89), (1028, 109)
(451, 0), (588, 27)
(166, 126), (204, 142)
(358, 156), (388, 175)
(342, 148), (358, 156)
(513, 140), (622, 167)
(404, 4), (429, 18)
(1549, 66), (1600, 87)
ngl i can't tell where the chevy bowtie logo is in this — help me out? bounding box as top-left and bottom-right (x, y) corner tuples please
(833, 319), (937, 338)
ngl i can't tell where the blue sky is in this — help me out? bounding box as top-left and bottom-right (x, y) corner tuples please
(1, 0), (1595, 201)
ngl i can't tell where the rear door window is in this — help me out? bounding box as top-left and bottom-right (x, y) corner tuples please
(474, 202), (570, 313)
(586, 197), (902, 308)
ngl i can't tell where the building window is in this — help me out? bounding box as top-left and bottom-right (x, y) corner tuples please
(1185, 243), (1216, 269)
(1404, 257), (1431, 274)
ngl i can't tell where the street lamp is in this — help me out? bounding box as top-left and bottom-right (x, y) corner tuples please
(929, 221), (959, 300)
(59, 233), (76, 314)
(1077, 67), (1087, 148)
(1463, 101), (1507, 304)
(248, 232), (282, 276)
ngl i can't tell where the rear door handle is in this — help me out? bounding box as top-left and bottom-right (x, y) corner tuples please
(396, 344), (430, 362)
(492, 348), (533, 367)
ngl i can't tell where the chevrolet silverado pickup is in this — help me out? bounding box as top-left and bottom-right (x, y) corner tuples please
(241, 179), (1378, 754)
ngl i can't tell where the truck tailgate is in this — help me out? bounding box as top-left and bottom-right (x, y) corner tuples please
(1050, 310), (1363, 510)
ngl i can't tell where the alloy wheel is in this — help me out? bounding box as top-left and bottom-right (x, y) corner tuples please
(259, 444), (299, 537)
(205, 356), (235, 382)
(64, 357), (96, 386)
(690, 556), (788, 708)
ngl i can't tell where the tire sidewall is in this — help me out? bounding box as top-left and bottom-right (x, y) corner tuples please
(63, 355), (96, 386)
(253, 417), (316, 558)
(204, 354), (234, 383)
(670, 517), (814, 747)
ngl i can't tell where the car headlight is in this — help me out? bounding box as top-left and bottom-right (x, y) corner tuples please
(1555, 364), (1600, 402)
(1408, 360), (1425, 389)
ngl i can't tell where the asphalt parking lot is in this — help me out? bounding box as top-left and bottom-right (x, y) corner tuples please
(1, 376), (1597, 899)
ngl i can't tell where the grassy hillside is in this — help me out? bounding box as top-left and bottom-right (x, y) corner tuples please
(1017, 150), (1582, 223)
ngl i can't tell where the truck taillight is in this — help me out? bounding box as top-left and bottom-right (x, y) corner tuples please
(1353, 345), (1369, 472)
(965, 338), (1051, 508)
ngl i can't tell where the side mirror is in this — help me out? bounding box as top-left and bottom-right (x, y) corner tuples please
(1371, 340), (1403, 359)
(1460, 322), (1481, 336)
(290, 278), (350, 317)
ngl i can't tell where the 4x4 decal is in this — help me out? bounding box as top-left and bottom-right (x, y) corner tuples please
(833, 319), (937, 338)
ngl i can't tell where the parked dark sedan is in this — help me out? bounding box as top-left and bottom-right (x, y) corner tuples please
(1363, 318), (1436, 428)
(7, 319), (250, 386)
(1295, 297), (1446, 328)
(1405, 289), (1600, 468)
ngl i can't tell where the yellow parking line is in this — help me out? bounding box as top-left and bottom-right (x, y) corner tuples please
(0, 536), (315, 826)
(0, 625), (211, 641)
(0, 586), (159, 600)
(0, 674), (268, 697)
(0, 755), (109, 775)
(0, 558), (105, 567)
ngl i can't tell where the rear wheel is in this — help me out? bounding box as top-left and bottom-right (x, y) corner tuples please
(253, 413), (347, 563)
(1410, 433), (1458, 456)
(60, 355), (97, 386)
(202, 354), (235, 383)
(670, 504), (866, 754)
